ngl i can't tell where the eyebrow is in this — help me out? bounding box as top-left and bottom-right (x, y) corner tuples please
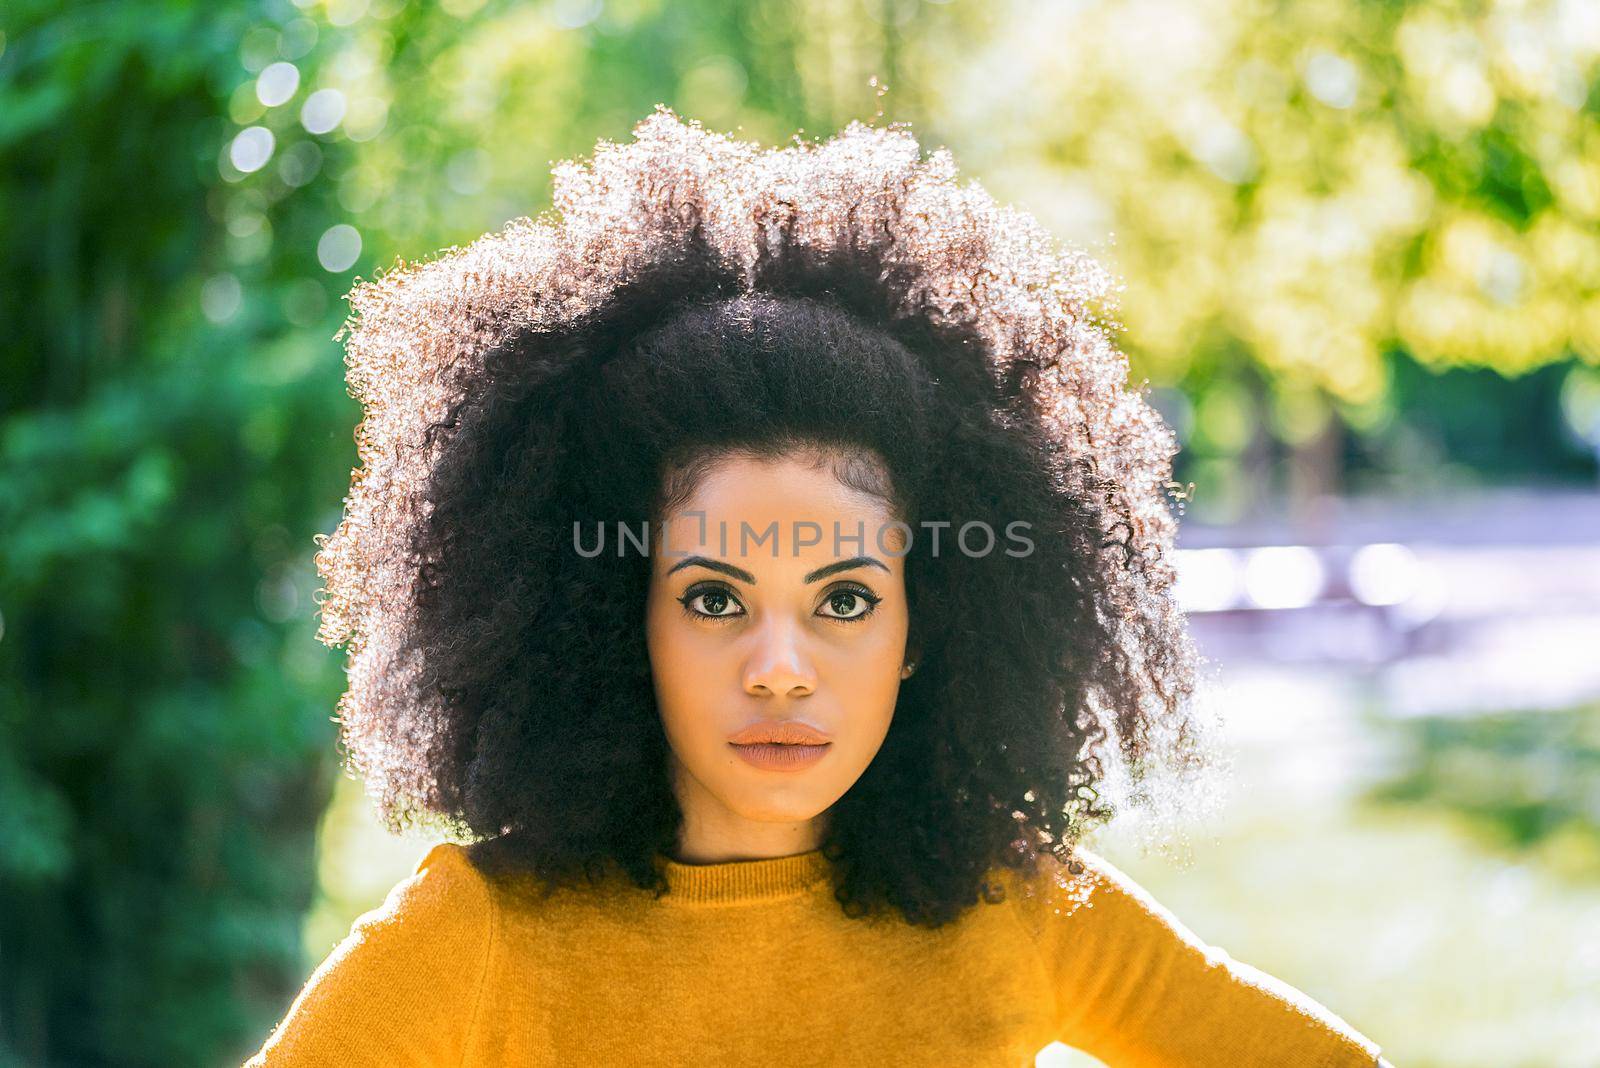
(665, 554), (890, 585)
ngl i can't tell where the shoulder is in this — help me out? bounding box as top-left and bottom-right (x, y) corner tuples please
(1005, 843), (1272, 977)
(242, 841), (497, 1067)
(345, 840), (498, 957)
(1004, 846), (1388, 1066)
(996, 844), (1242, 986)
(323, 839), (497, 965)
(401, 840), (497, 915)
(996, 844), (1153, 941)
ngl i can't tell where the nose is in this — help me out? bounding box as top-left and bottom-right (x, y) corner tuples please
(742, 617), (816, 698)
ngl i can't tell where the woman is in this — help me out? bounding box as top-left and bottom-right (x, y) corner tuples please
(245, 107), (1390, 1067)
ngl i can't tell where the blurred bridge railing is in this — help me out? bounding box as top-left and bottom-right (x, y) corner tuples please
(1172, 487), (1600, 717)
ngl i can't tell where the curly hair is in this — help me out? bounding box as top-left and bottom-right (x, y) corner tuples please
(313, 105), (1206, 929)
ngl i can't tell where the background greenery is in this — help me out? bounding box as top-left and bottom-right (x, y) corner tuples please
(1, 0), (1596, 1065)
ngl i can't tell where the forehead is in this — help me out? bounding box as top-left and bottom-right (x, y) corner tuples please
(654, 453), (908, 571)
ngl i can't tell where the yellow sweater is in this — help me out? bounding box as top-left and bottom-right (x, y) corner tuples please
(243, 841), (1384, 1067)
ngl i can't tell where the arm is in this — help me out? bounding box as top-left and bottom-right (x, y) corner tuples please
(1024, 847), (1386, 1068)
(242, 842), (496, 1067)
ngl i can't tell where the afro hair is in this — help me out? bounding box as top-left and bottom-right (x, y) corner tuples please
(312, 106), (1207, 928)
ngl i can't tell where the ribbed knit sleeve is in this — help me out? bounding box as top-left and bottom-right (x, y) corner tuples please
(1021, 847), (1384, 1068)
(242, 843), (496, 1068)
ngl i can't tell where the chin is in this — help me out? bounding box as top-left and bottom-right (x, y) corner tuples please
(724, 792), (831, 825)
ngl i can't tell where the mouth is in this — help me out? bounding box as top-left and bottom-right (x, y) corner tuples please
(728, 741), (832, 771)
(728, 742), (831, 750)
(726, 719), (833, 746)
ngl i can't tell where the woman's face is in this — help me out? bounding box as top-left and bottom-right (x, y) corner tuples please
(644, 451), (912, 862)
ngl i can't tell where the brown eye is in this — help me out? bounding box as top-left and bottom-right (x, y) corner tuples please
(817, 584), (881, 622)
(679, 583), (745, 621)
(699, 590), (730, 615)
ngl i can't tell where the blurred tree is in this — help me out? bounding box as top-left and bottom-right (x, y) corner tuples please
(922, 0), (1600, 515)
(0, 2), (354, 1064)
(281, 0), (989, 259)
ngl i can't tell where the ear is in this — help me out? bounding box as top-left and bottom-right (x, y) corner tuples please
(901, 576), (923, 677)
(900, 635), (923, 679)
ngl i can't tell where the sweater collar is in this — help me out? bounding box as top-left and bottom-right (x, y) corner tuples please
(655, 848), (833, 904)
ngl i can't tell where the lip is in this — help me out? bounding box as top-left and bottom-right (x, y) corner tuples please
(727, 720), (833, 745)
(729, 741), (832, 772)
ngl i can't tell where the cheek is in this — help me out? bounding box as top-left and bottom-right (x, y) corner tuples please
(827, 621), (909, 737)
(838, 653), (903, 734)
(645, 596), (713, 726)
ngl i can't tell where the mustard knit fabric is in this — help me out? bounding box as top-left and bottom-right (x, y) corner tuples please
(243, 841), (1383, 1067)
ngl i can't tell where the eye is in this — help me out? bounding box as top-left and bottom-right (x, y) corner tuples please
(817, 583), (881, 623)
(678, 582), (746, 622)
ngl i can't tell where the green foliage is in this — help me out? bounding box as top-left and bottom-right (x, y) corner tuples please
(0, 3), (352, 1064)
(1365, 703), (1600, 880)
(918, 0), (1600, 514)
